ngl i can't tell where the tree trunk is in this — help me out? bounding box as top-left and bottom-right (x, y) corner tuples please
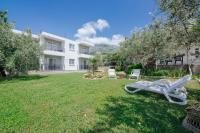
(0, 67), (6, 77)
(186, 48), (189, 65)
(92, 65), (94, 75)
(155, 58), (158, 70)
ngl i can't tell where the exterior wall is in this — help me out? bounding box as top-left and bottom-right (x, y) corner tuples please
(64, 39), (79, 71)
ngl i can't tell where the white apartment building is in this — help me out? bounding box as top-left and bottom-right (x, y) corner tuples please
(13, 30), (94, 71)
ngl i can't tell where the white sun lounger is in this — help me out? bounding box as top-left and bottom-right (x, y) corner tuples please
(108, 69), (117, 79)
(125, 67), (192, 105)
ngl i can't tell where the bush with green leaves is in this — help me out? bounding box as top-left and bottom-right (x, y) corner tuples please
(152, 70), (169, 76)
(141, 68), (187, 77)
(115, 66), (122, 72)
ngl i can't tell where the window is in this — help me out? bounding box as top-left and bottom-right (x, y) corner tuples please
(69, 44), (75, 51)
(195, 48), (199, 58)
(69, 59), (75, 66)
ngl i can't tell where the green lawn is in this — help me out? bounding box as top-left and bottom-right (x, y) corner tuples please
(0, 73), (199, 133)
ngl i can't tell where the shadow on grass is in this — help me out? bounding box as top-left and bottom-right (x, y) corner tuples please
(0, 75), (47, 84)
(81, 91), (191, 133)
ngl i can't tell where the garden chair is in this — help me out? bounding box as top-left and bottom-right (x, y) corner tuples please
(108, 69), (117, 79)
(129, 69), (141, 80)
(124, 67), (192, 105)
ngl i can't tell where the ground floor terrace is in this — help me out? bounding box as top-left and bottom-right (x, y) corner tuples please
(0, 73), (199, 132)
(40, 55), (90, 71)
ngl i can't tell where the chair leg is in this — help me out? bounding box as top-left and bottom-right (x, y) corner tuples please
(124, 86), (142, 94)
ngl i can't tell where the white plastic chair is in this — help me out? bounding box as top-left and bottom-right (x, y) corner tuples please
(129, 69), (141, 80)
(108, 69), (117, 79)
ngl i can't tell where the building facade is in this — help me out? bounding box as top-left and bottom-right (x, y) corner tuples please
(13, 30), (94, 71)
(159, 46), (200, 65)
(158, 46), (200, 74)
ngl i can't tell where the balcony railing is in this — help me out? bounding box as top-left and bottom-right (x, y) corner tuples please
(45, 44), (64, 52)
(79, 51), (93, 55)
(44, 64), (64, 71)
(79, 65), (89, 70)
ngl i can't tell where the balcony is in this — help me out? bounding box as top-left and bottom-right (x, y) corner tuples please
(43, 43), (65, 56)
(79, 58), (89, 70)
(78, 53), (93, 58)
(78, 45), (93, 58)
(45, 43), (64, 52)
(41, 55), (65, 71)
(79, 65), (89, 70)
(44, 64), (64, 71)
(79, 51), (92, 55)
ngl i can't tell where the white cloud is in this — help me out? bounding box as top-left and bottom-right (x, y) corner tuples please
(75, 19), (124, 45)
(96, 19), (109, 31)
(75, 19), (109, 38)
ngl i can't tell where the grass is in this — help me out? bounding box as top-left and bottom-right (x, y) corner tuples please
(0, 73), (199, 133)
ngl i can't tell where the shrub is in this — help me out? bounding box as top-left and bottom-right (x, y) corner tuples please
(141, 68), (187, 77)
(141, 68), (155, 76)
(152, 70), (169, 76)
(115, 66), (122, 72)
(134, 64), (143, 69)
(168, 69), (187, 77)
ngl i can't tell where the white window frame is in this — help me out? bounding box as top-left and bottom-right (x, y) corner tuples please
(69, 44), (75, 51)
(69, 59), (75, 66)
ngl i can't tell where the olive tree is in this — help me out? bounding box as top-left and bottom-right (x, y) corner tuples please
(118, 20), (172, 69)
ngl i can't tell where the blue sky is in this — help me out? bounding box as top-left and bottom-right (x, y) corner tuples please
(0, 0), (158, 45)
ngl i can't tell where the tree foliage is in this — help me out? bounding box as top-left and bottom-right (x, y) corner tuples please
(109, 0), (200, 70)
(0, 11), (7, 24)
(0, 11), (40, 77)
(117, 20), (173, 69)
